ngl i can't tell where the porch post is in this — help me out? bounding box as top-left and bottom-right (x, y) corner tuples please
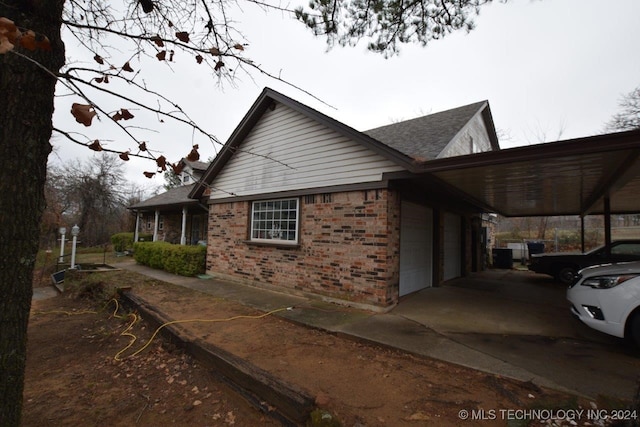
(153, 209), (159, 242)
(134, 212), (140, 243)
(180, 206), (187, 245)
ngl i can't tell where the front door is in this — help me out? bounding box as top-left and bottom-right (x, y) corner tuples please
(399, 201), (433, 296)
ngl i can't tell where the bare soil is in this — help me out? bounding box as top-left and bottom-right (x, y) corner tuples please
(23, 270), (623, 426)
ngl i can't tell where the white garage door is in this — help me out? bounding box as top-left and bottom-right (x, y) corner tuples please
(399, 201), (433, 296)
(443, 212), (462, 281)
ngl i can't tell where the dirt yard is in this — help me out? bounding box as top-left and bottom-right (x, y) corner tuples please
(23, 270), (632, 426)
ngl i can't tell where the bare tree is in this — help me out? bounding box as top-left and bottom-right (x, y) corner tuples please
(605, 85), (640, 132)
(0, 0), (495, 424)
(50, 154), (129, 246)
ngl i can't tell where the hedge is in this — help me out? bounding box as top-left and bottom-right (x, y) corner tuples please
(111, 232), (153, 252)
(133, 241), (206, 276)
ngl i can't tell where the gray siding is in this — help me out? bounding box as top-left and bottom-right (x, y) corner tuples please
(438, 113), (494, 158)
(209, 102), (405, 200)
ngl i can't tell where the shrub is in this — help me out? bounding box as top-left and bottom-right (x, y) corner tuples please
(111, 232), (154, 252)
(111, 233), (133, 252)
(133, 242), (206, 276)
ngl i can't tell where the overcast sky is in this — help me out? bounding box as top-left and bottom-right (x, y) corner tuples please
(49, 0), (640, 189)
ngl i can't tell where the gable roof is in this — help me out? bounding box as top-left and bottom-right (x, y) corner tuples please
(129, 184), (201, 211)
(181, 158), (209, 172)
(191, 87), (498, 199)
(364, 101), (499, 160)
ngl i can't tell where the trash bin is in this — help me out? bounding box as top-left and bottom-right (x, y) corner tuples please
(527, 242), (545, 257)
(492, 248), (513, 269)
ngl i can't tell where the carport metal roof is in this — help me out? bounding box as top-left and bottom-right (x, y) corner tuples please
(409, 129), (640, 217)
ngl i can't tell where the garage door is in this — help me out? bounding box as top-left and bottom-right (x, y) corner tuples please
(399, 201), (433, 296)
(443, 212), (462, 281)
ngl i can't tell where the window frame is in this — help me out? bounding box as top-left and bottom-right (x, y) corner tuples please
(249, 198), (300, 245)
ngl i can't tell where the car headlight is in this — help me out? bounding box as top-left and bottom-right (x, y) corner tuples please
(581, 274), (639, 289)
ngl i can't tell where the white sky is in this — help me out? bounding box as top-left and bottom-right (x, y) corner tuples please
(49, 0), (640, 190)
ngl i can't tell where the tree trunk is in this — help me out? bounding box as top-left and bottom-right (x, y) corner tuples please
(0, 2), (65, 425)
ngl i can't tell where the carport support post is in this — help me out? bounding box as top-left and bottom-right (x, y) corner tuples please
(580, 216), (585, 253)
(604, 196), (612, 255)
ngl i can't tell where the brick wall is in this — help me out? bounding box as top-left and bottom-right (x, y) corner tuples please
(206, 189), (401, 308)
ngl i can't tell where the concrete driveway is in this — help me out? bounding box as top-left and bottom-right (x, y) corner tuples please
(393, 269), (640, 400)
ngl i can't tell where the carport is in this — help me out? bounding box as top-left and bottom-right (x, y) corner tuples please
(417, 129), (640, 250)
(389, 129), (640, 399)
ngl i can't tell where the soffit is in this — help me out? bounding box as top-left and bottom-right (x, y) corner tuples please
(413, 130), (640, 217)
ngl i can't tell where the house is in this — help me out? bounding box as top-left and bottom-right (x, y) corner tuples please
(188, 88), (500, 311)
(129, 159), (209, 245)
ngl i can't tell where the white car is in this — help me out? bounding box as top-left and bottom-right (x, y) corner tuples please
(567, 261), (640, 346)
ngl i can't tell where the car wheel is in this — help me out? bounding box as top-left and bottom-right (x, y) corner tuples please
(556, 266), (577, 285)
(628, 312), (640, 348)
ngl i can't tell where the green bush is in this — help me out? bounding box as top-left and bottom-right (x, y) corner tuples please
(111, 232), (153, 252)
(133, 241), (206, 276)
(111, 233), (133, 252)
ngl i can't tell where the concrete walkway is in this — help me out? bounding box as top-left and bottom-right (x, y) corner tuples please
(108, 261), (639, 400)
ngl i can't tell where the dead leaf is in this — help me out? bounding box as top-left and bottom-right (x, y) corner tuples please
(150, 35), (164, 47)
(156, 155), (167, 171)
(156, 50), (166, 61)
(0, 36), (14, 54)
(0, 17), (18, 37)
(71, 103), (97, 126)
(209, 47), (220, 55)
(93, 54), (104, 64)
(175, 31), (189, 43)
(233, 43), (244, 51)
(169, 50), (174, 61)
(88, 140), (103, 151)
(171, 163), (184, 175)
(186, 145), (199, 161)
(34, 34), (51, 51)
(112, 108), (134, 121)
(0, 18), (20, 52)
(122, 61), (134, 72)
(214, 60), (224, 71)
(195, 54), (203, 64)
(143, 171), (155, 178)
(119, 151), (130, 161)
(19, 30), (36, 50)
(139, 0), (154, 13)
(138, 141), (147, 152)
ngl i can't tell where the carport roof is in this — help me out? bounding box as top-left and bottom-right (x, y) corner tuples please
(404, 129), (640, 217)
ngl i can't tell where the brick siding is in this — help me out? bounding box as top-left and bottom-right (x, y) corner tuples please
(206, 189), (401, 308)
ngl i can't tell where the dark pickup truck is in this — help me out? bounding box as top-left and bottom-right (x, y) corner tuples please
(528, 240), (640, 284)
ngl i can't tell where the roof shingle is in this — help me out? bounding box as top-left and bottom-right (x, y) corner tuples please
(364, 101), (487, 161)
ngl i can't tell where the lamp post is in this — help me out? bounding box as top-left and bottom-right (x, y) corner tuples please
(58, 227), (67, 263)
(70, 224), (80, 269)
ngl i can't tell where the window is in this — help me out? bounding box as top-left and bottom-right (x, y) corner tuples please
(158, 216), (164, 231)
(250, 198), (299, 244)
